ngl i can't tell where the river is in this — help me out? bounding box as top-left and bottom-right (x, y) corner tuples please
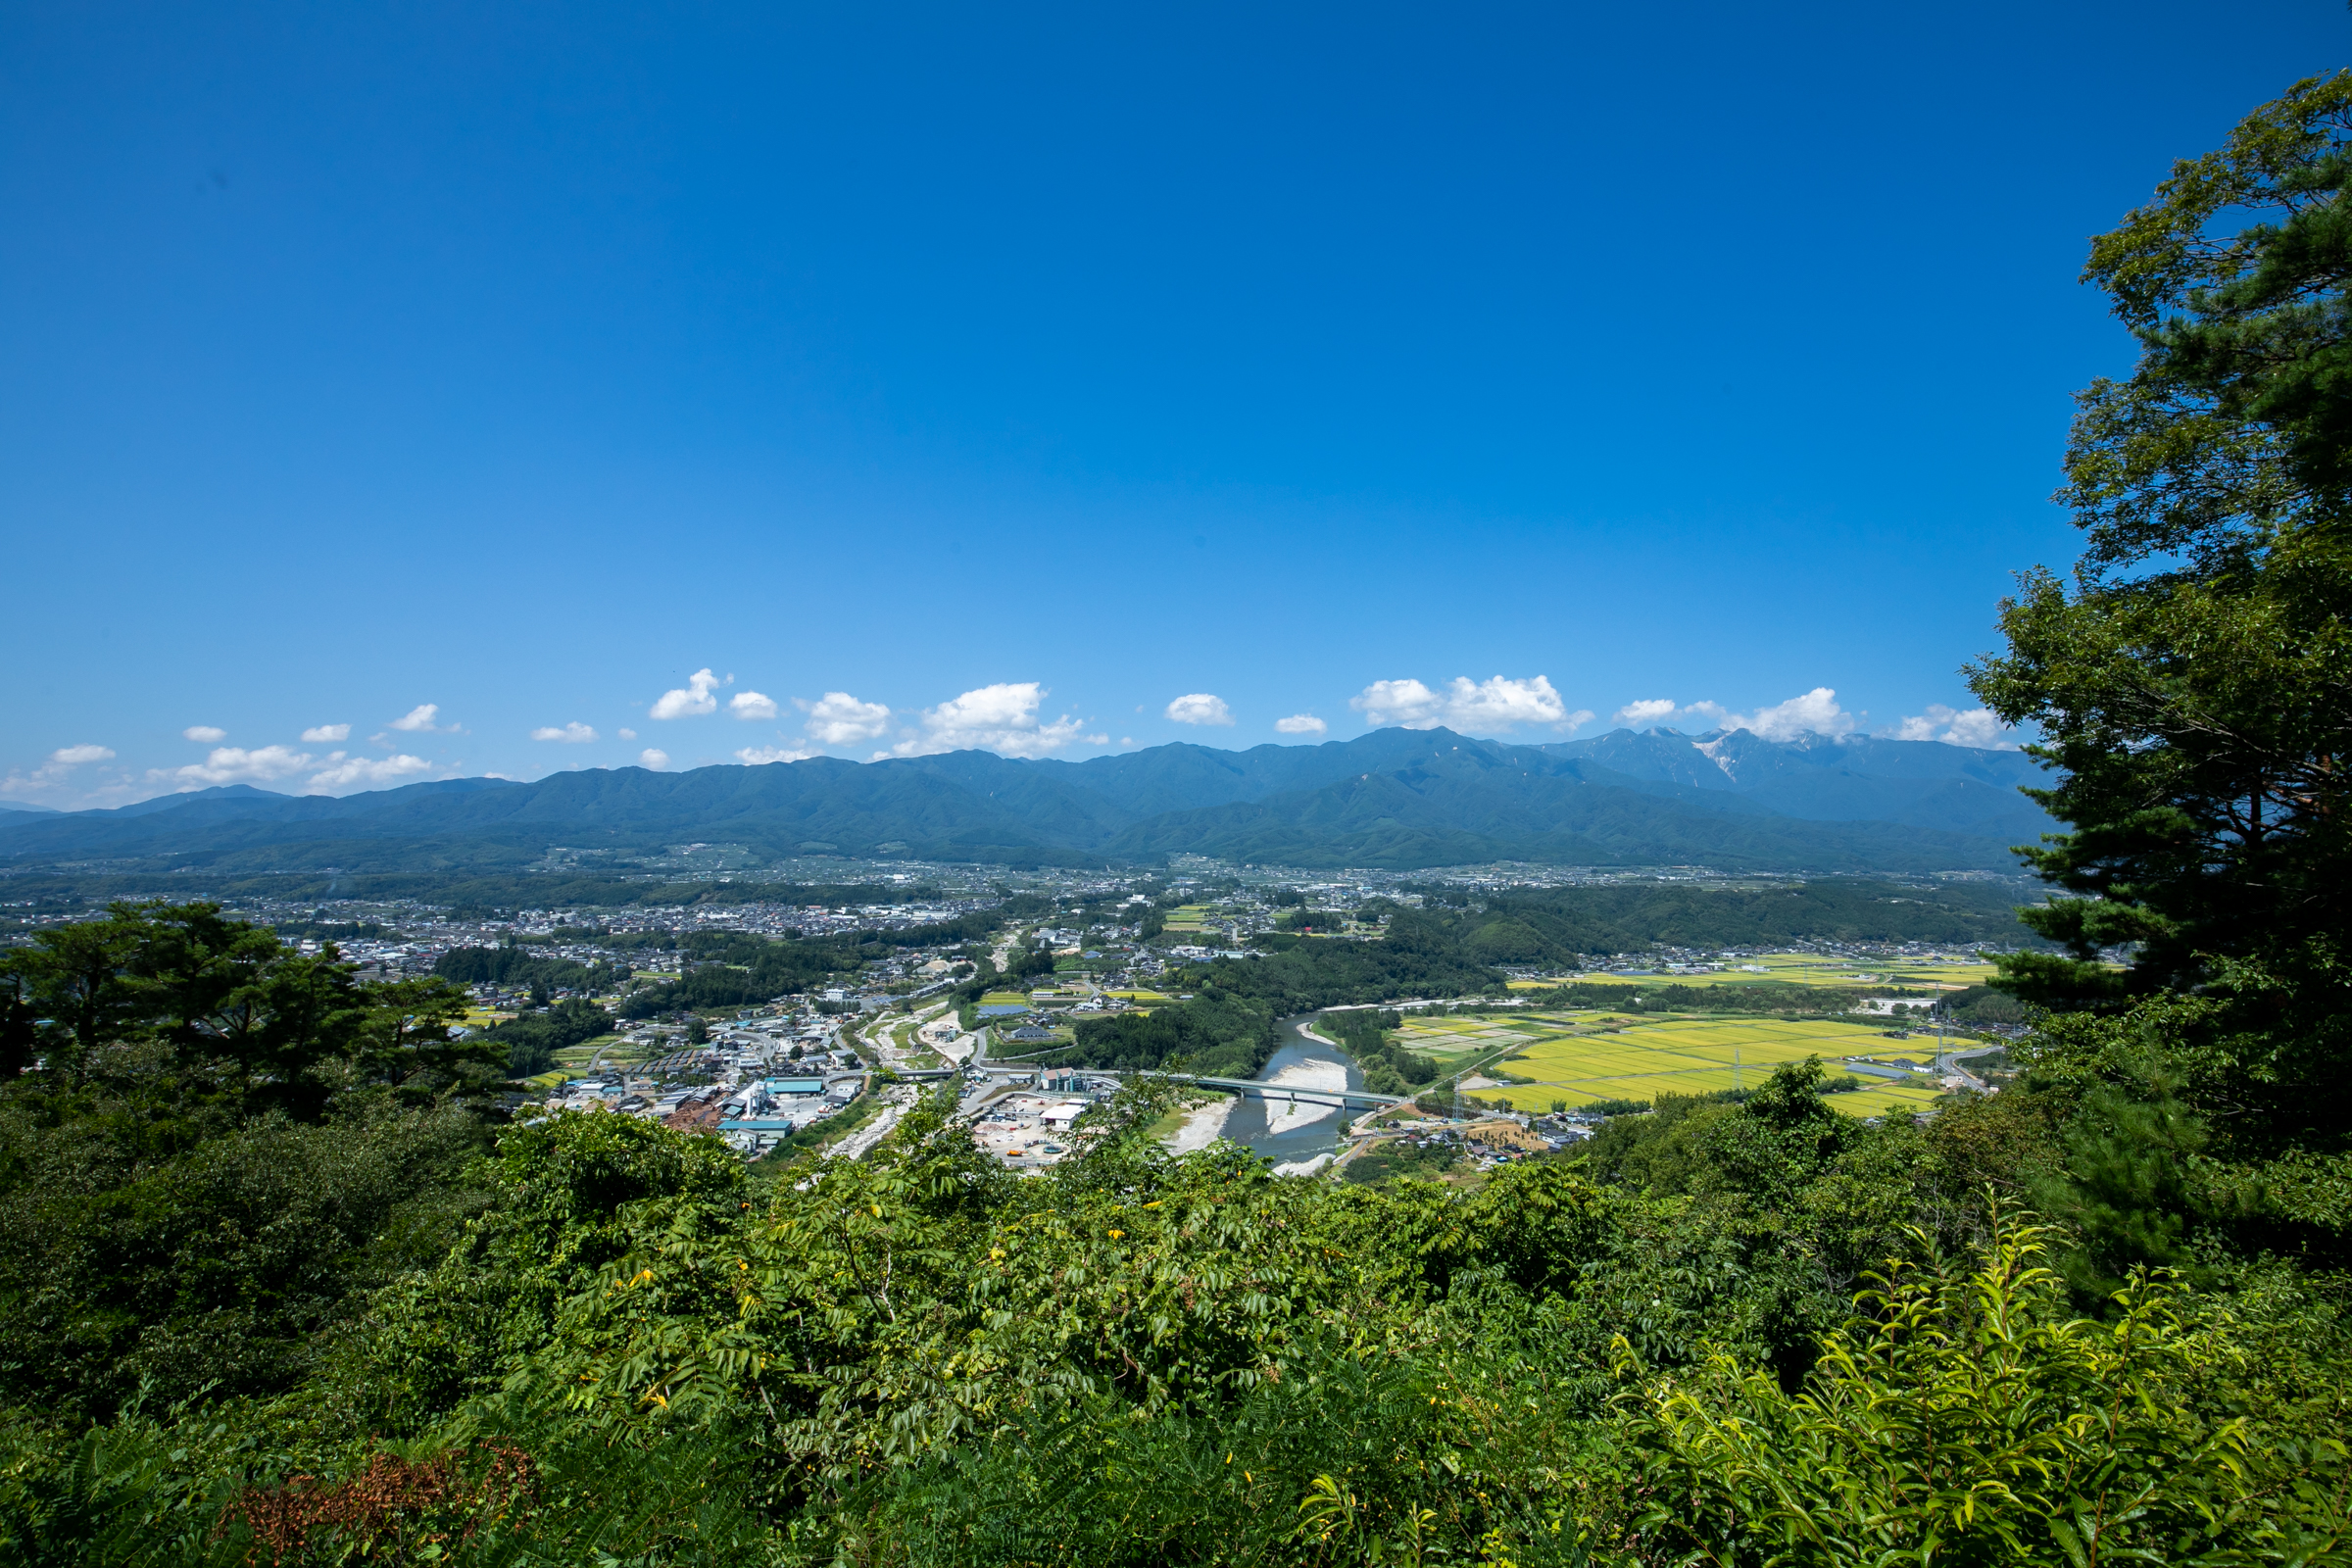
(1163, 1014), (1364, 1176)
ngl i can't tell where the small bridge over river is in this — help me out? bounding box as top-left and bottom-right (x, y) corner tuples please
(1183, 1073), (1403, 1109)
(1073, 1069), (1402, 1110)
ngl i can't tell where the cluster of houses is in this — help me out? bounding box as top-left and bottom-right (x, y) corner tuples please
(1369, 1110), (1590, 1173)
(532, 1004), (876, 1156)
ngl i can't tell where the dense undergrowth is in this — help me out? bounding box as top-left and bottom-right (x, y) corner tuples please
(5, 1014), (2350, 1565)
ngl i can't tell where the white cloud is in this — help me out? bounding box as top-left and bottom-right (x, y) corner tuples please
(305, 753), (435, 792)
(531, 721), (600, 744)
(389, 704), (443, 732)
(150, 745), (314, 790)
(1350, 675), (1588, 735)
(1738, 688), (1858, 741)
(650, 669), (721, 719)
(730, 691), (779, 721)
(884, 682), (1087, 759)
(1, 745), (122, 802)
(1616, 687), (1861, 741)
(1166, 693), (1235, 726)
(1614, 699), (1679, 727)
(618, 727), (638, 740)
(182, 725), (226, 744)
(800, 692), (893, 745)
(1353, 679), (1442, 727)
(1275, 713), (1328, 735)
(738, 745), (816, 765)
(300, 723), (351, 743)
(1890, 704), (2016, 749)
(638, 748), (672, 769)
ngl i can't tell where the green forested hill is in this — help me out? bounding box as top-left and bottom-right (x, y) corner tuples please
(1097, 758), (2019, 870)
(0, 726), (2034, 875)
(1424, 878), (2044, 958)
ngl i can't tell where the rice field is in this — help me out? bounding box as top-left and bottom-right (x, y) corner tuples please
(1504, 952), (2000, 994)
(1389, 1014), (1559, 1065)
(1398, 1010), (1943, 1118)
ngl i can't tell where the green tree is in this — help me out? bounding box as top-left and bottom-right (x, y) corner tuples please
(1969, 74), (2352, 1281)
(0, 912), (143, 1067)
(1971, 74), (2352, 1013)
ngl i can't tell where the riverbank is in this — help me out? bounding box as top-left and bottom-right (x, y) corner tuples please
(1162, 1094), (1236, 1153)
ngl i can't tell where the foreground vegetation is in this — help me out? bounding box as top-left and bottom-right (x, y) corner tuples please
(3, 995), (2348, 1565)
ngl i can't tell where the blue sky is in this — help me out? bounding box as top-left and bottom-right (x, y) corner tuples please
(4, 1), (2345, 807)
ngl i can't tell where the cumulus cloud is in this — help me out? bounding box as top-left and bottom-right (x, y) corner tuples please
(1, 745), (122, 802)
(305, 753), (435, 792)
(531, 721), (599, 744)
(1351, 675), (1591, 735)
(1275, 713), (1328, 735)
(618, 727), (638, 741)
(650, 669), (721, 720)
(730, 691), (779, 721)
(638, 748), (671, 770)
(737, 745), (816, 765)
(182, 725), (226, 744)
(151, 745), (314, 790)
(389, 704), (444, 732)
(1890, 705), (2016, 749)
(301, 723), (351, 744)
(1615, 687), (1861, 741)
(800, 692), (893, 745)
(1613, 699), (1679, 727)
(884, 682), (1089, 759)
(1166, 693), (1235, 726)
(1735, 688), (1859, 741)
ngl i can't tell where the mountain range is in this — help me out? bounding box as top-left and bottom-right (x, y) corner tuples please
(0, 727), (2060, 874)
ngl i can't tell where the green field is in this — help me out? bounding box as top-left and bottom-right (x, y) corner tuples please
(1508, 953), (2002, 994)
(1389, 1015), (1563, 1067)
(1398, 1010), (1942, 1118)
(550, 1033), (633, 1072)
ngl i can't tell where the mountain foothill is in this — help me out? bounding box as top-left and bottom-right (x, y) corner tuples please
(0, 724), (2055, 875)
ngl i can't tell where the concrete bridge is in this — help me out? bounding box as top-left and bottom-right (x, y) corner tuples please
(917, 1062), (1398, 1109)
(1067, 1069), (1401, 1110)
(1182, 1073), (1403, 1109)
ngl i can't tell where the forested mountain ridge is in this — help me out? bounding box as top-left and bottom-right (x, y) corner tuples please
(1544, 728), (2057, 839)
(0, 725), (2046, 873)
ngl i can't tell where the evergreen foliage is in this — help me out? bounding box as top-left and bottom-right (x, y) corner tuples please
(430, 945), (630, 996)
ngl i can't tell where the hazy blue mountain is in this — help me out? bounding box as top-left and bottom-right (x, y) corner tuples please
(1541, 729), (2058, 841)
(1099, 741), (2012, 871)
(1024, 729), (1459, 817)
(0, 727), (2049, 873)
